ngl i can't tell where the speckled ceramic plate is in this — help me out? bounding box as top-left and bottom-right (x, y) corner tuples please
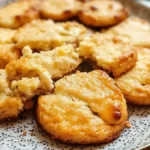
(0, 0), (150, 150)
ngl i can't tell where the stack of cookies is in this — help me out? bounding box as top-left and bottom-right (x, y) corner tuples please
(0, 0), (149, 145)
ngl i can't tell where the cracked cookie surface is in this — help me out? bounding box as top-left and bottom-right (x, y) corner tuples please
(0, 69), (23, 121)
(6, 45), (81, 100)
(37, 70), (128, 144)
(77, 33), (137, 77)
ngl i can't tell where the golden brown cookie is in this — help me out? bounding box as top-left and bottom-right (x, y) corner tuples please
(13, 20), (87, 51)
(77, 33), (137, 77)
(6, 45), (81, 100)
(0, 44), (21, 69)
(37, 70), (128, 144)
(78, 0), (128, 27)
(0, 28), (16, 44)
(116, 48), (150, 105)
(0, 69), (23, 121)
(41, 0), (81, 21)
(105, 17), (150, 48)
(0, 0), (40, 29)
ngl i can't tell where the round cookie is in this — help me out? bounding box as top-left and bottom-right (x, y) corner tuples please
(0, 69), (23, 121)
(77, 33), (137, 77)
(116, 48), (150, 106)
(0, 0), (41, 29)
(104, 17), (150, 48)
(78, 0), (128, 27)
(13, 20), (87, 51)
(37, 70), (128, 144)
(41, 0), (81, 21)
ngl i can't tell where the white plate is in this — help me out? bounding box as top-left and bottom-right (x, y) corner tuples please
(0, 0), (150, 150)
(0, 105), (150, 150)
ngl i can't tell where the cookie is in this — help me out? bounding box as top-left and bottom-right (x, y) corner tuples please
(105, 17), (150, 48)
(37, 70), (128, 144)
(0, 69), (23, 121)
(116, 48), (150, 105)
(0, 44), (21, 69)
(0, 28), (16, 44)
(0, 0), (40, 29)
(41, 0), (81, 21)
(78, 0), (128, 27)
(77, 33), (137, 77)
(13, 20), (87, 51)
(6, 45), (81, 100)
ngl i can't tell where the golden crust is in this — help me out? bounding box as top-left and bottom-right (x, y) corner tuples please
(0, 28), (16, 44)
(78, 0), (128, 27)
(13, 20), (87, 51)
(0, 44), (21, 69)
(0, 69), (23, 121)
(37, 70), (128, 144)
(105, 17), (150, 48)
(0, 0), (41, 29)
(77, 33), (137, 77)
(0, 96), (23, 121)
(6, 45), (81, 100)
(41, 0), (81, 21)
(116, 48), (150, 106)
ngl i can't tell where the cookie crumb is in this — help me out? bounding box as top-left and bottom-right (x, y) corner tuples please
(30, 132), (34, 136)
(125, 121), (132, 128)
(22, 130), (27, 136)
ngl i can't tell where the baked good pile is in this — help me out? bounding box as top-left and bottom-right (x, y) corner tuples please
(0, 0), (150, 145)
